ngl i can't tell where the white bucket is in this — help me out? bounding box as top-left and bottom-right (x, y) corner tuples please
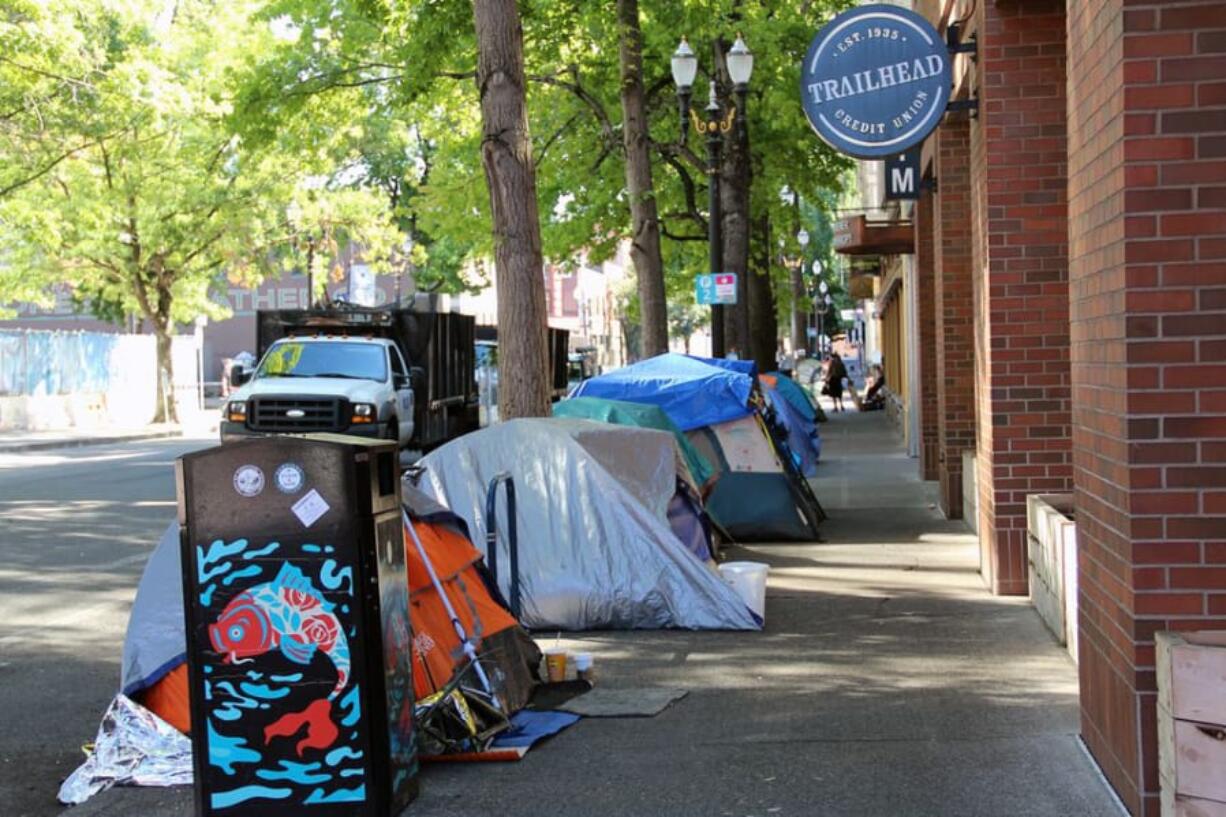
(718, 561), (769, 621)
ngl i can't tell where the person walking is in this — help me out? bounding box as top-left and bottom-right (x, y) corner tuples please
(824, 352), (848, 413)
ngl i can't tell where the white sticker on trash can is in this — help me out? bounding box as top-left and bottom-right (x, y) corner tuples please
(291, 489), (329, 528)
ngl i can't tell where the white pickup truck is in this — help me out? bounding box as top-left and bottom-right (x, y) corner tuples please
(222, 335), (419, 446)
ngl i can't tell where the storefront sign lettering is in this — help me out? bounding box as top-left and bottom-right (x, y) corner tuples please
(801, 4), (951, 159)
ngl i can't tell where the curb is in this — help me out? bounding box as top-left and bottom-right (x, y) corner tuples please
(0, 428), (186, 454)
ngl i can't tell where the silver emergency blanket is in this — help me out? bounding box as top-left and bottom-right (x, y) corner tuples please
(417, 418), (759, 631)
(57, 694), (193, 805)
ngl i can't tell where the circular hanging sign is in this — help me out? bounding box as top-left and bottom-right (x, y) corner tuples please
(801, 4), (951, 159)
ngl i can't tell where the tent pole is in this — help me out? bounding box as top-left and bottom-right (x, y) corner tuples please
(402, 509), (499, 707)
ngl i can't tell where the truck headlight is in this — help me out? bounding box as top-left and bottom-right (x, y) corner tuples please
(351, 403), (376, 424)
(226, 401), (247, 423)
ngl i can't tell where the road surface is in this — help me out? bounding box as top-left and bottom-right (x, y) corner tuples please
(0, 436), (214, 817)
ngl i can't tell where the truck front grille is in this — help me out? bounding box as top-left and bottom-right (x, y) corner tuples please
(248, 397), (345, 432)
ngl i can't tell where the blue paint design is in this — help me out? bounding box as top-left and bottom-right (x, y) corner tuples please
(302, 544), (322, 553)
(340, 768), (365, 778)
(255, 760), (331, 785)
(211, 785), (291, 809)
(324, 545), (334, 553)
(304, 785), (366, 804)
(207, 721), (262, 775)
(198, 538), (249, 582)
(239, 682), (291, 700)
(325, 746), (363, 767)
(213, 681), (261, 721)
(223, 565), (263, 586)
(242, 541), (281, 560)
(203, 666), (212, 674)
(320, 559), (353, 595)
(269, 673), (303, 683)
(204, 680), (212, 701)
(199, 584), (217, 607)
(341, 604), (350, 614)
(339, 685), (361, 727)
(350, 731), (358, 741)
(245, 671), (264, 681)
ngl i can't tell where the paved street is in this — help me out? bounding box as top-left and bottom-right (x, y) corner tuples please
(2, 414), (1126, 817)
(0, 436), (215, 817)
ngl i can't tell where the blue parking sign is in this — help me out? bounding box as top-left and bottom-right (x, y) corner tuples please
(695, 273), (737, 305)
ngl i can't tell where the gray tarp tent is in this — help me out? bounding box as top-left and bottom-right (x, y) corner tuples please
(416, 418), (760, 631)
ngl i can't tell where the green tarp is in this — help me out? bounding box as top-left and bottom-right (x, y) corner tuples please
(553, 396), (715, 487)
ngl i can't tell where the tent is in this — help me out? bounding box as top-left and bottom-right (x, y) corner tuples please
(552, 395), (715, 488)
(116, 498), (540, 736)
(760, 374), (822, 477)
(571, 354), (823, 542)
(769, 371), (821, 423)
(416, 418), (760, 631)
(569, 353), (753, 431)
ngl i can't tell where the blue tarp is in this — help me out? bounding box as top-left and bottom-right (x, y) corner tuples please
(570, 353), (753, 432)
(768, 372), (818, 423)
(686, 355), (759, 380)
(764, 384), (821, 477)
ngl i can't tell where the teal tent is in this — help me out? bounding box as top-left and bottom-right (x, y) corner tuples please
(553, 396), (715, 487)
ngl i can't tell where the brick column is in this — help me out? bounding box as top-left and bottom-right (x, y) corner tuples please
(933, 120), (976, 518)
(1069, 2), (1226, 814)
(916, 187), (940, 481)
(969, 0), (1074, 595)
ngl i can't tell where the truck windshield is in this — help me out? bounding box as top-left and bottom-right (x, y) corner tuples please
(255, 341), (387, 382)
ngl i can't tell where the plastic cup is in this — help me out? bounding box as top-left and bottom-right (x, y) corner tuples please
(574, 652), (594, 683)
(545, 649), (568, 682)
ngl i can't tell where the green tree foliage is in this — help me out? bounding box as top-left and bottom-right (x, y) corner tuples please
(0, 0), (399, 421)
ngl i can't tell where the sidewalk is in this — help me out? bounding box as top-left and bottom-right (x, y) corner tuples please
(0, 413), (221, 454)
(68, 409), (1122, 817)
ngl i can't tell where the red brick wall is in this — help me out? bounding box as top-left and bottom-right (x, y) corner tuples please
(969, 0), (1074, 596)
(1069, 2), (1226, 814)
(934, 120), (976, 518)
(916, 188), (940, 481)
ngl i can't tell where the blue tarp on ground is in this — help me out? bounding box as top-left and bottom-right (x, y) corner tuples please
(570, 353), (753, 432)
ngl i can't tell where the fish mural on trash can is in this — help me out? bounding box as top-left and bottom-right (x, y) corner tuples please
(194, 538), (368, 812)
(209, 562), (352, 757)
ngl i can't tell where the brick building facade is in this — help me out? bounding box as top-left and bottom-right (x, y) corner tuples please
(887, 1), (1226, 813)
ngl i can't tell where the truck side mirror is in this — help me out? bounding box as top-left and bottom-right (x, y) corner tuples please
(230, 367), (251, 388)
(409, 366), (426, 393)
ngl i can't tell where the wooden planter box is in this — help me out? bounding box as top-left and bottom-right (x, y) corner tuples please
(1026, 493), (1077, 664)
(1157, 631), (1226, 816)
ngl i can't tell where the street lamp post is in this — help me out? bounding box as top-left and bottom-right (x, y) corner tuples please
(672, 34), (753, 359)
(819, 280), (830, 358)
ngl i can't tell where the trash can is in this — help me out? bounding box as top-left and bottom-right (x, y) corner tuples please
(177, 434), (418, 816)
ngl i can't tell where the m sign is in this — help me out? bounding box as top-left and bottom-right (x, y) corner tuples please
(801, 4), (951, 159)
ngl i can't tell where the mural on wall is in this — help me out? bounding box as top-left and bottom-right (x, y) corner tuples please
(195, 537), (368, 811)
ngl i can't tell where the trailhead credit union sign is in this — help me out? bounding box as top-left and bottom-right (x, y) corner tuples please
(801, 4), (952, 159)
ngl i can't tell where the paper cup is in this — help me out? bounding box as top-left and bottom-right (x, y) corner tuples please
(545, 649), (568, 682)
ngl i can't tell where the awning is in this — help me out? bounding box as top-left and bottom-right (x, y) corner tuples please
(832, 215), (915, 256)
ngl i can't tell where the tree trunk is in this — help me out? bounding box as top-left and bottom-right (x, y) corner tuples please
(790, 264), (805, 352)
(715, 41), (751, 360)
(748, 214), (777, 373)
(152, 315), (177, 424)
(472, 0), (551, 419)
(616, 0), (668, 358)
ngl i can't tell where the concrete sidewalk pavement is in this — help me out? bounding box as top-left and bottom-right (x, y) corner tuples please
(0, 416), (218, 454)
(65, 409), (1123, 817)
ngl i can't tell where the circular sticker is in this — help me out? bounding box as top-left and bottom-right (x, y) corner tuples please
(274, 463), (305, 495)
(232, 464), (265, 498)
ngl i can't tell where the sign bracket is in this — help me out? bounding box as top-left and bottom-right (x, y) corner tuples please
(946, 98), (980, 119)
(946, 24), (979, 60)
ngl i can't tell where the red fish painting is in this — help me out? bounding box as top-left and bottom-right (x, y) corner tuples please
(210, 562), (351, 756)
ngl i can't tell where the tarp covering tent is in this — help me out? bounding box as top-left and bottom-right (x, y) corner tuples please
(416, 418), (760, 631)
(569, 353), (753, 431)
(769, 371), (820, 423)
(552, 396), (715, 488)
(570, 354), (823, 542)
(760, 374), (821, 476)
